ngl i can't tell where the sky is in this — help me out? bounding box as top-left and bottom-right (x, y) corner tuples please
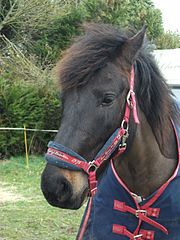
(152, 0), (180, 32)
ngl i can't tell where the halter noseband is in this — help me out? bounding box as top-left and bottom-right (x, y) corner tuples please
(45, 66), (139, 195)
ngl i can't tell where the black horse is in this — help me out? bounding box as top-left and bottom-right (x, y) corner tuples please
(41, 24), (180, 239)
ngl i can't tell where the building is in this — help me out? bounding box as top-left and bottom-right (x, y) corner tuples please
(154, 48), (180, 99)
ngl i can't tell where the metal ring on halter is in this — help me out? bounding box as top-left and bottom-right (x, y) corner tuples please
(127, 90), (135, 108)
(87, 161), (98, 173)
(121, 119), (129, 131)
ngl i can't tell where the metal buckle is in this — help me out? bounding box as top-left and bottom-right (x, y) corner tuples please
(119, 122), (129, 149)
(119, 132), (129, 149)
(135, 210), (147, 218)
(119, 142), (126, 149)
(121, 119), (129, 131)
(133, 234), (143, 239)
(87, 161), (98, 173)
(127, 90), (135, 108)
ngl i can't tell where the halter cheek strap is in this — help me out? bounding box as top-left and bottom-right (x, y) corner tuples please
(45, 66), (139, 195)
(127, 67), (139, 124)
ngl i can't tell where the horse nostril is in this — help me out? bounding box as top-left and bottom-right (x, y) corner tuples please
(56, 177), (72, 203)
(41, 168), (73, 206)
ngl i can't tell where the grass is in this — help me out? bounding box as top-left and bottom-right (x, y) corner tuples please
(0, 156), (84, 240)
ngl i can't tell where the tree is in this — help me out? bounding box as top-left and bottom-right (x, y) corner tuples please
(82, 0), (164, 39)
(21, 0), (165, 65)
(0, 0), (56, 46)
(156, 31), (180, 49)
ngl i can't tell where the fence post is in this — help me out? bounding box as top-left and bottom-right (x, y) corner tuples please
(24, 125), (29, 168)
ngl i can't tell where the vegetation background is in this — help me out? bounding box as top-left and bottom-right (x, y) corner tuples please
(0, 1), (179, 239)
(0, 0), (180, 158)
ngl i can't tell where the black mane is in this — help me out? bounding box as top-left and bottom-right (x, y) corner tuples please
(134, 44), (179, 154)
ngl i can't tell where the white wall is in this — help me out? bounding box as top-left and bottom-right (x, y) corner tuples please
(154, 48), (180, 86)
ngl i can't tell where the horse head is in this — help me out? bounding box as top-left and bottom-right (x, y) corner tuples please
(41, 24), (179, 211)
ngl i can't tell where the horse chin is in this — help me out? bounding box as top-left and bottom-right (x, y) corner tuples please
(45, 195), (87, 210)
(42, 186), (89, 210)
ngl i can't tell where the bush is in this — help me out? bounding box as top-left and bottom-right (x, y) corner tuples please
(29, 5), (85, 66)
(27, 0), (164, 66)
(0, 74), (61, 159)
(0, 34), (61, 159)
(156, 31), (180, 49)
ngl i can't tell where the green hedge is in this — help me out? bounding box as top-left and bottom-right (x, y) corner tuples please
(29, 5), (84, 66)
(27, 0), (164, 66)
(0, 74), (61, 159)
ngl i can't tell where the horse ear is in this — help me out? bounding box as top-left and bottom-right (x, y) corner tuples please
(121, 26), (147, 64)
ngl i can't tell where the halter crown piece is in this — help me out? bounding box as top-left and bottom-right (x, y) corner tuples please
(45, 66), (139, 196)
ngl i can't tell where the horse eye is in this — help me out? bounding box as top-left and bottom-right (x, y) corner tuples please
(102, 93), (116, 106)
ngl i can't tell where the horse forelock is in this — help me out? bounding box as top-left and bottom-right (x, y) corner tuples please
(55, 23), (129, 91)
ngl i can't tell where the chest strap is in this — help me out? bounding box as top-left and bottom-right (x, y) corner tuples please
(113, 225), (155, 240)
(113, 200), (168, 239)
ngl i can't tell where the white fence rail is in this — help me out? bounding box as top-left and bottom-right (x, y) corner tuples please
(0, 126), (58, 168)
(0, 127), (58, 133)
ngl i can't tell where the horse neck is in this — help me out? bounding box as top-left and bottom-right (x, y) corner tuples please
(113, 110), (178, 198)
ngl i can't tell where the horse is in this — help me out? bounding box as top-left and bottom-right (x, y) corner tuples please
(41, 23), (180, 239)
